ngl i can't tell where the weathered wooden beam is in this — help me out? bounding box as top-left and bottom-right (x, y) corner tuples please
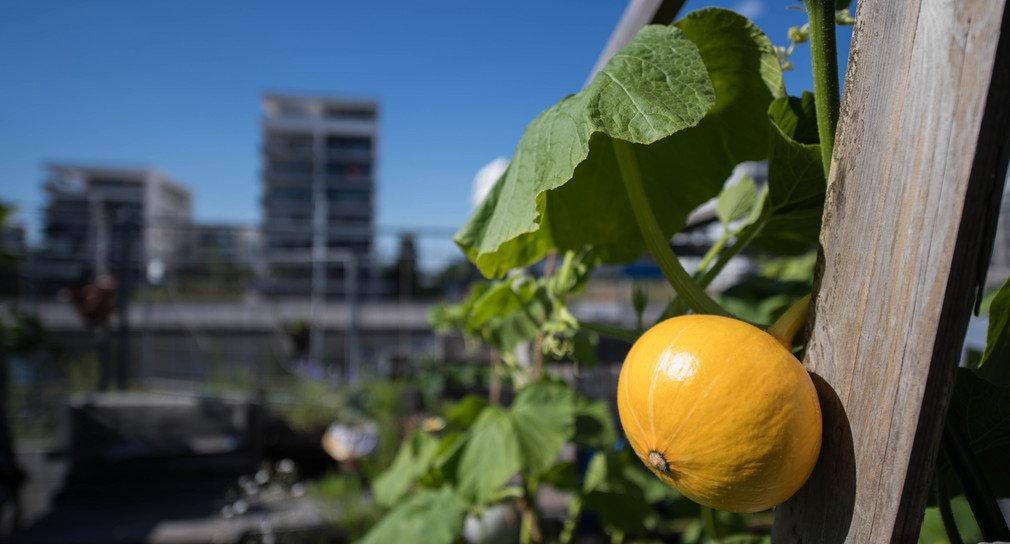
(772, 0), (1010, 542)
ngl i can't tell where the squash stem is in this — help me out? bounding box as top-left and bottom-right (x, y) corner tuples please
(613, 139), (730, 317)
(766, 295), (811, 349)
(701, 506), (721, 539)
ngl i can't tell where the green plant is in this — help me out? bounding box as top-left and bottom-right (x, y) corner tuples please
(361, 2), (1010, 542)
(310, 471), (383, 541)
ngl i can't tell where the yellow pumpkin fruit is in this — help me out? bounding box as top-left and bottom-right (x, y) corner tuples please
(616, 307), (821, 513)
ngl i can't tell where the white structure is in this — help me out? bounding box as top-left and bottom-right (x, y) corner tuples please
(36, 163), (191, 292)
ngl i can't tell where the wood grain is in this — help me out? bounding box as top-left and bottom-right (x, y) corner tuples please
(771, 0), (1010, 542)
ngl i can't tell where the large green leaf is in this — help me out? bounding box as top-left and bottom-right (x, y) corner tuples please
(749, 91), (825, 255)
(446, 395), (488, 428)
(357, 486), (468, 544)
(455, 8), (784, 277)
(979, 275), (1010, 385)
(372, 431), (441, 508)
(507, 381), (576, 475)
(936, 369), (1010, 500)
(455, 407), (522, 504)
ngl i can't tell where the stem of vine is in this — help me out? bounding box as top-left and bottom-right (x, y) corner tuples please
(934, 468), (966, 544)
(804, 0), (841, 177)
(613, 139), (730, 317)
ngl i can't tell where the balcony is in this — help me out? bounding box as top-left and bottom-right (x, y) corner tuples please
(262, 199), (314, 214)
(326, 224), (373, 241)
(324, 148), (372, 161)
(325, 175), (373, 188)
(263, 171), (314, 187)
(262, 142), (315, 159)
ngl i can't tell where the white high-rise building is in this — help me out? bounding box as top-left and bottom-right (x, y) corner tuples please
(259, 93), (378, 297)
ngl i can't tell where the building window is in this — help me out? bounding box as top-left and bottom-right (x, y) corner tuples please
(327, 189), (370, 205)
(89, 178), (139, 189)
(270, 161), (313, 175)
(324, 108), (374, 121)
(326, 163), (370, 178)
(326, 136), (371, 151)
(267, 188), (312, 203)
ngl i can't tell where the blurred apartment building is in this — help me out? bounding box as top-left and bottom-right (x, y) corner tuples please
(260, 93), (379, 298)
(33, 164), (192, 293)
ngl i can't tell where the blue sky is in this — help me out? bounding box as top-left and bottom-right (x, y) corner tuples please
(0, 1), (851, 242)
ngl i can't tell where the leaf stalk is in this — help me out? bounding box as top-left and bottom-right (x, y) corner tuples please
(577, 319), (640, 343)
(613, 139), (730, 317)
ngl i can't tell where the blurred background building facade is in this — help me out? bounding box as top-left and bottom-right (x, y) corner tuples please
(33, 164), (191, 294)
(259, 93), (379, 298)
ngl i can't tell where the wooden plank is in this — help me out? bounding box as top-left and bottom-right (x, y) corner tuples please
(771, 0), (1010, 542)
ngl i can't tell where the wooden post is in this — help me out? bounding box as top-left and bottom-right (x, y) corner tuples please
(772, 1), (1010, 543)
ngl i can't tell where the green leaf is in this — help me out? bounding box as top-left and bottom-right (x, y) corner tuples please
(570, 330), (599, 367)
(372, 431), (442, 508)
(979, 275), (1010, 385)
(489, 301), (543, 352)
(937, 369), (1010, 501)
(446, 395), (488, 428)
(766, 93), (823, 208)
(468, 277), (526, 329)
(619, 453), (682, 504)
(747, 210), (825, 256)
(427, 281), (491, 334)
(583, 451), (609, 493)
(751, 91), (826, 255)
(455, 9), (784, 277)
(582, 489), (655, 533)
(548, 247), (599, 298)
(717, 175), (758, 227)
(572, 396), (617, 451)
(357, 486), (468, 544)
(466, 276), (548, 352)
(540, 461), (579, 491)
(455, 407), (521, 504)
(508, 381), (576, 475)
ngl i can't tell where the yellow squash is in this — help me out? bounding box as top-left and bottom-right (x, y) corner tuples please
(617, 314), (821, 513)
